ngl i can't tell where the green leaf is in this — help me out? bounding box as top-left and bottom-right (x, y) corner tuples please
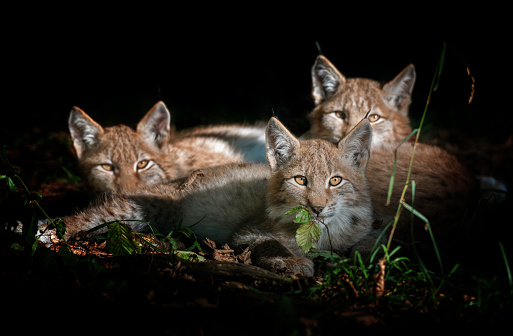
(295, 222), (321, 254)
(284, 206), (312, 224)
(107, 221), (141, 256)
(285, 206), (305, 215)
(294, 208), (311, 224)
(174, 250), (206, 262)
(9, 243), (24, 251)
(6, 176), (17, 192)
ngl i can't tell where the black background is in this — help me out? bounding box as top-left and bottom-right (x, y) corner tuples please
(2, 8), (511, 145)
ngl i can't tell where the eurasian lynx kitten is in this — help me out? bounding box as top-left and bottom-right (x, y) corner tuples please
(69, 101), (266, 194)
(302, 55), (501, 200)
(301, 55), (415, 145)
(232, 116), (378, 275)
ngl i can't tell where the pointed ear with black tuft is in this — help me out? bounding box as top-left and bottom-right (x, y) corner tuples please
(137, 101), (171, 151)
(383, 64), (416, 115)
(311, 55), (346, 105)
(266, 117), (300, 171)
(68, 107), (104, 159)
(337, 117), (373, 173)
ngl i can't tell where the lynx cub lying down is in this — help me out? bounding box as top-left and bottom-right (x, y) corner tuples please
(303, 55), (499, 203)
(38, 114), (475, 276)
(69, 101), (266, 194)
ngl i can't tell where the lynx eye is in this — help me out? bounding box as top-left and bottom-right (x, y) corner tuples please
(333, 111), (347, 120)
(100, 164), (114, 172)
(329, 176), (343, 186)
(136, 159), (153, 171)
(368, 114), (381, 123)
(294, 175), (308, 186)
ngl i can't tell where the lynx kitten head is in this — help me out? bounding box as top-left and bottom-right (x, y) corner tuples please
(307, 55), (415, 145)
(69, 101), (173, 193)
(265, 117), (374, 250)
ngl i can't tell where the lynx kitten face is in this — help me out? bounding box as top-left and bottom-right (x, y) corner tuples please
(69, 102), (174, 193)
(265, 118), (374, 249)
(302, 55), (416, 145)
(69, 101), (245, 193)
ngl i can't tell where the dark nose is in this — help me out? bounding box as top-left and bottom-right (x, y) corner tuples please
(311, 206), (324, 216)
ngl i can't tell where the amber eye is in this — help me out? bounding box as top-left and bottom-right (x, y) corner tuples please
(294, 175), (308, 186)
(329, 176), (343, 186)
(333, 111), (347, 120)
(368, 114), (381, 123)
(136, 160), (151, 170)
(100, 164), (114, 172)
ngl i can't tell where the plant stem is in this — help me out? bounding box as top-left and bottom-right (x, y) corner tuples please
(386, 42), (447, 249)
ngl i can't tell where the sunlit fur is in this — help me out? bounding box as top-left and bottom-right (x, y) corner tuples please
(177, 123), (267, 163)
(301, 56), (479, 247)
(265, 138), (374, 252)
(45, 117), (477, 277)
(69, 101), (267, 194)
(49, 118), (378, 277)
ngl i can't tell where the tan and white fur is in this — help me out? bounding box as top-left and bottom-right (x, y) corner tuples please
(38, 117), (379, 277)
(232, 116), (378, 275)
(301, 55), (415, 145)
(175, 122), (267, 163)
(35, 115), (477, 275)
(302, 55), (502, 202)
(69, 101), (266, 194)
(297, 54), (477, 244)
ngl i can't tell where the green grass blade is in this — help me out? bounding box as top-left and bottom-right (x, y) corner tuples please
(433, 42), (447, 92)
(386, 128), (419, 205)
(401, 200), (443, 274)
(499, 241), (512, 288)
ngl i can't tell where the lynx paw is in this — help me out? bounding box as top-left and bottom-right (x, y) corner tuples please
(259, 256), (314, 277)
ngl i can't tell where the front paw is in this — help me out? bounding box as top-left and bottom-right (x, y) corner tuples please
(259, 256), (314, 277)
